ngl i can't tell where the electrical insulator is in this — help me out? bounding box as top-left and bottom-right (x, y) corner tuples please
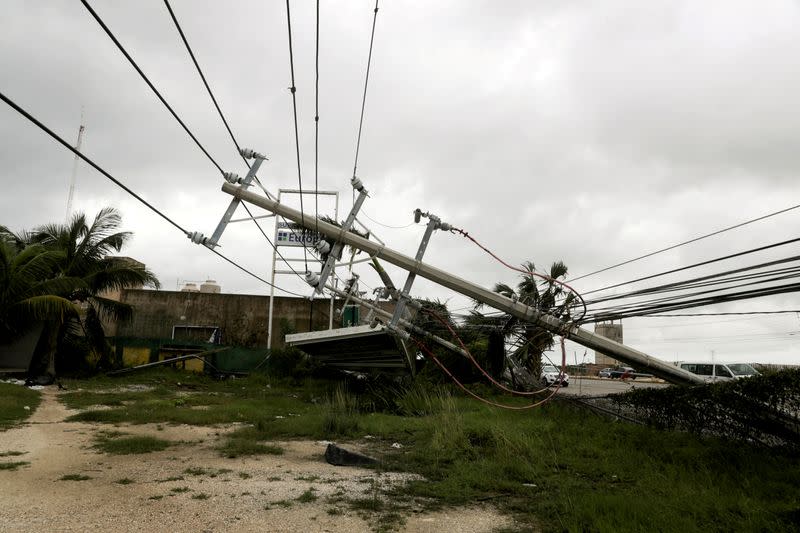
(187, 231), (207, 245)
(223, 172), (241, 184)
(240, 148), (266, 160)
(314, 240), (331, 255)
(350, 176), (364, 192)
(305, 271), (320, 287)
(413, 209), (422, 223)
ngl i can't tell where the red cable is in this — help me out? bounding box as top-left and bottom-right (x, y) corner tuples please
(423, 308), (553, 396)
(413, 337), (566, 410)
(452, 230), (587, 321)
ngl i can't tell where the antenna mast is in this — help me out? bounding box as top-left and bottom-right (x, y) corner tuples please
(65, 111), (86, 222)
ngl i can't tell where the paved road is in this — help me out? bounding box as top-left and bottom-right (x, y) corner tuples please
(558, 377), (670, 396)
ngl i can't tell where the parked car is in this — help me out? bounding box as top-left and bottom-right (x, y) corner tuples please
(678, 362), (759, 383)
(598, 368), (613, 378)
(541, 365), (569, 387)
(609, 366), (636, 379)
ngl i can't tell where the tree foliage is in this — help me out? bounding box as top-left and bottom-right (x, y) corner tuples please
(1, 208), (160, 376)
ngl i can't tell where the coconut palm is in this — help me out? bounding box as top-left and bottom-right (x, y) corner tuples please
(8, 208), (160, 376)
(472, 260), (575, 384)
(0, 237), (80, 343)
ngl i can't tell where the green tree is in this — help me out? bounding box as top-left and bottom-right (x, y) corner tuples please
(3, 208), (160, 376)
(472, 260), (575, 386)
(0, 238), (79, 343)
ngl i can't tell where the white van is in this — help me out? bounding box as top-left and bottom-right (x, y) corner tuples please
(678, 362), (759, 382)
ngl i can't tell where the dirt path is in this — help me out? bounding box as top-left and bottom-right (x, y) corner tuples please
(0, 388), (512, 532)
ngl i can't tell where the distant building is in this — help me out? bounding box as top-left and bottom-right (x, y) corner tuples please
(594, 320), (623, 366)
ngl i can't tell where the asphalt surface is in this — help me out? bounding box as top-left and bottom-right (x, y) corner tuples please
(558, 377), (670, 396)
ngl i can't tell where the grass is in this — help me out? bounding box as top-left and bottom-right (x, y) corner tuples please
(94, 434), (171, 455)
(56, 368), (800, 532)
(297, 488), (318, 503)
(191, 492), (210, 500)
(170, 486), (191, 493)
(115, 478), (135, 485)
(59, 473), (91, 481)
(0, 450), (25, 457)
(0, 383), (41, 430)
(0, 461), (30, 471)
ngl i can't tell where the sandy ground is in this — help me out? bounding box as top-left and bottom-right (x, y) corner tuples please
(0, 389), (513, 532)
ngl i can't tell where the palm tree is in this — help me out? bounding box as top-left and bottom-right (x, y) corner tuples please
(7, 208), (160, 376)
(472, 260), (575, 385)
(0, 238), (80, 343)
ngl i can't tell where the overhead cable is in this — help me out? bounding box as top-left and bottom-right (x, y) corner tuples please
(284, 0), (309, 271)
(0, 89), (303, 297)
(351, 0), (380, 182)
(571, 202), (800, 282)
(583, 236), (800, 296)
(162, 0), (304, 281)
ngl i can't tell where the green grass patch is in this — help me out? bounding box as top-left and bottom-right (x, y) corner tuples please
(0, 450), (25, 457)
(94, 434), (171, 455)
(216, 437), (284, 458)
(297, 488), (318, 503)
(0, 461), (29, 471)
(0, 383), (41, 430)
(59, 473), (91, 481)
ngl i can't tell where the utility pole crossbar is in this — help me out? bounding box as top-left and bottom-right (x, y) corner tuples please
(221, 182), (704, 385)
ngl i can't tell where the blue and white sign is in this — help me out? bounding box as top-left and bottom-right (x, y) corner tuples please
(276, 222), (319, 247)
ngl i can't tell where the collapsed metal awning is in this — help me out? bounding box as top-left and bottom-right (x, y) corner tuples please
(285, 325), (413, 372)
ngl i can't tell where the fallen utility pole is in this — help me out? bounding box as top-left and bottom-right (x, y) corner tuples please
(221, 182), (704, 385)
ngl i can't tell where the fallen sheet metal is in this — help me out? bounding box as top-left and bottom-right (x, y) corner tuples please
(285, 324), (412, 372)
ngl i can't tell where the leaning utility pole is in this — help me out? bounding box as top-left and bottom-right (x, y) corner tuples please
(220, 182), (704, 386)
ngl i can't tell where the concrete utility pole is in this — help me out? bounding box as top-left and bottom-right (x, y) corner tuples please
(221, 182), (704, 385)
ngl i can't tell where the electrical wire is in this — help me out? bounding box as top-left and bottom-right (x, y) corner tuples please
(582, 236), (800, 297)
(81, 0), (223, 174)
(0, 89), (304, 298)
(314, 0), (320, 235)
(643, 310), (800, 317)
(351, 0), (380, 184)
(571, 202), (800, 282)
(449, 226), (587, 321)
(284, 0), (309, 272)
(161, 0), (305, 282)
(360, 209), (417, 229)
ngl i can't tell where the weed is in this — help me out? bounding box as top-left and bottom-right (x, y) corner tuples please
(217, 438), (283, 458)
(295, 474), (319, 482)
(115, 478), (135, 485)
(183, 467), (209, 476)
(0, 461), (29, 471)
(327, 507), (344, 516)
(0, 383), (41, 430)
(94, 435), (171, 455)
(59, 473), (91, 481)
(170, 486), (191, 493)
(148, 495), (163, 501)
(267, 476), (282, 482)
(192, 493), (210, 500)
(321, 384), (361, 437)
(0, 450), (25, 457)
(156, 476), (184, 483)
(274, 499), (294, 508)
(297, 488), (318, 503)
(238, 472), (252, 479)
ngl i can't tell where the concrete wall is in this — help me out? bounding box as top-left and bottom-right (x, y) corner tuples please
(115, 289), (393, 349)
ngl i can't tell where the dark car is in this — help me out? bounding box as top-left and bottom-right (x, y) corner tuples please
(609, 366), (636, 379)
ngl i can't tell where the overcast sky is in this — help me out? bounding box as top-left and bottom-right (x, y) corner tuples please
(2, 0), (800, 366)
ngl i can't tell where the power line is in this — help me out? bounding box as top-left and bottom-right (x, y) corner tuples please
(351, 0), (380, 182)
(161, 0), (305, 282)
(284, 0), (309, 272)
(314, 0), (320, 235)
(641, 310), (800, 317)
(571, 202), (800, 282)
(80, 0), (223, 174)
(0, 89), (303, 298)
(583, 236), (800, 296)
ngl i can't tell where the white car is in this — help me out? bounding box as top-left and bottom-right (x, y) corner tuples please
(541, 365), (569, 387)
